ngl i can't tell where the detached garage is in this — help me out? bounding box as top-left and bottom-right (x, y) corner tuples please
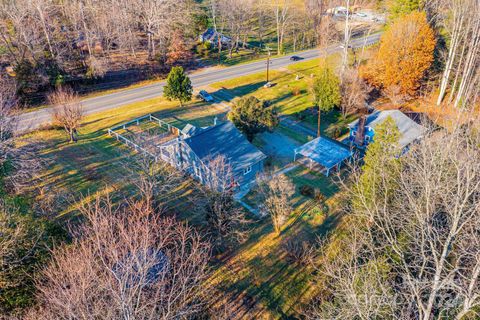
(294, 136), (353, 176)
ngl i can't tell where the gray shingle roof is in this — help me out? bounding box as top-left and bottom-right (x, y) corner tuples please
(184, 121), (266, 171)
(295, 136), (352, 169)
(348, 110), (426, 148)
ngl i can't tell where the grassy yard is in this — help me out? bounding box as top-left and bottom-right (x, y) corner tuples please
(210, 55), (341, 115)
(209, 165), (344, 318)
(22, 96), (228, 219)
(20, 53), (357, 318)
(209, 53), (358, 146)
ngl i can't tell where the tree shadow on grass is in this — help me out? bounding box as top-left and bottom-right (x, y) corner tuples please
(211, 81), (267, 103)
(211, 202), (343, 318)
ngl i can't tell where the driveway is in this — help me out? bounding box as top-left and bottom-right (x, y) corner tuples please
(256, 130), (301, 166)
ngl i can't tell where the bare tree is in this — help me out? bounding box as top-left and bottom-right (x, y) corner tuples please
(308, 120), (480, 319)
(0, 77), (17, 163)
(0, 76), (44, 193)
(33, 196), (211, 320)
(0, 201), (40, 292)
(217, 0), (254, 59)
(125, 138), (183, 214)
(341, 0), (352, 73)
(257, 173), (295, 234)
(306, 225), (396, 319)
(274, 0), (291, 55)
(198, 156), (249, 252)
(0, 198), (54, 315)
(435, 0), (480, 108)
(340, 68), (369, 117)
(48, 87), (83, 143)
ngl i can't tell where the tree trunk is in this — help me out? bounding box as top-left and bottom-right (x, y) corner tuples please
(147, 32), (153, 60)
(68, 128), (76, 143)
(37, 5), (55, 59)
(448, 38), (468, 103)
(454, 20), (480, 108)
(436, 11), (464, 106)
(317, 108), (321, 137)
(342, 0), (351, 74)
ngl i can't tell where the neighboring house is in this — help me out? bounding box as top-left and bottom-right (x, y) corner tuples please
(199, 28), (232, 47)
(348, 110), (427, 151)
(327, 6), (349, 16)
(159, 121), (266, 190)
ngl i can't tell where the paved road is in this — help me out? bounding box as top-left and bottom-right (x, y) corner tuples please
(17, 34), (380, 131)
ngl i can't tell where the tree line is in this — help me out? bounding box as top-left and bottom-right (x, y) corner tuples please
(0, 0), (382, 104)
(0, 0), (203, 101)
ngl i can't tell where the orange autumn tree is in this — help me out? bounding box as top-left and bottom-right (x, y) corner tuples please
(167, 30), (192, 65)
(361, 11), (436, 102)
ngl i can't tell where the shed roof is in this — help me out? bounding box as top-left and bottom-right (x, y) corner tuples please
(181, 124), (204, 137)
(184, 121), (266, 171)
(348, 110), (426, 148)
(295, 136), (352, 169)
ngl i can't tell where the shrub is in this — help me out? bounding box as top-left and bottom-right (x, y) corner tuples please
(291, 87), (301, 96)
(203, 41), (212, 51)
(314, 190), (326, 203)
(300, 185), (315, 197)
(282, 238), (314, 265)
(264, 156), (273, 169)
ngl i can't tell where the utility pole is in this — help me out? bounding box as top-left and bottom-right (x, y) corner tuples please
(265, 49), (272, 82)
(218, 32), (222, 64)
(317, 107), (321, 137)
(342, 0), (351, 74)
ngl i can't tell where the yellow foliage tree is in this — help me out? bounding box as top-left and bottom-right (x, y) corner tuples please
(361, 11), (436, 100)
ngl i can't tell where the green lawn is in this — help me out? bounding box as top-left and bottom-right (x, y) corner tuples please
(210, 54), (341, 113)
(22, 96), (226, 219)
(209, 164), (343, 318)
(21, 52), (356, 318)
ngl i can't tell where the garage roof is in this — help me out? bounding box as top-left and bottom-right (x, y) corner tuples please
(295, 136), (352, 169)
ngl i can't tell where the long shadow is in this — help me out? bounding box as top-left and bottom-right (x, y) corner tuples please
(269, 92), (294, 106)
(210, 81), (266, 103)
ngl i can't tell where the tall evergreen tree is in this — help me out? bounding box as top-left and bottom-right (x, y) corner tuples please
(311, 67), (341, 137)
(353, 117), (401, 212)
(163, 66), (192, 107)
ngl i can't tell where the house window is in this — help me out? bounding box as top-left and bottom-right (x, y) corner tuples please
(243, 166), (252, 175)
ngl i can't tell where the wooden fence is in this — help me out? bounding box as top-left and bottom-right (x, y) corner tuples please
(107, 114), (181, 162)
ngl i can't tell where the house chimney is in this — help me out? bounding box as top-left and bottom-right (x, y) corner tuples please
(355, 115), (367, 146)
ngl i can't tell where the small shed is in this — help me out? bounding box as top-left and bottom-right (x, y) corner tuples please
(294, 136), (353, 176)
(181, 124), (205, 138)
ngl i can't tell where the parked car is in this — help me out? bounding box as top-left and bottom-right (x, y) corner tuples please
(356, 12), (367, 17)
(290, 55), (302, 61)
(198, 90), (214, 102)
(263, 82), (274, 88)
